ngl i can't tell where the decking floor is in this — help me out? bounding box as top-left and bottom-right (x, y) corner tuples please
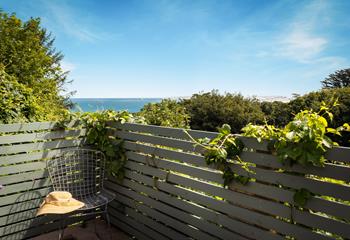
(31, 219), (130, 240)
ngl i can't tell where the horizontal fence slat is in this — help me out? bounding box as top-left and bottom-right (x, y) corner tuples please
(123, 140), (350, 183)
(124, 159), (333, 240)
(110, 215), (153, 240)
(124, 141), (350, 221)
(108, 206), (168, 240)
(326, 146), (350, 163)
(0, 213), (93, 239)
(241, 151), (350, 182)
(1, 161), (47, 175)
(0, 120), (81, 134)
(109, 201), (187, 240)
(110, 122), (350, 162)
(0, 170), (48, 186)
(0, 178), (50, 196)
(125, 146), (350, 202)
(109, 188), (194, 240)
(110, 170), (270, 239)
(109, 177), (250, 240)
(109, 201), (180, 240)
(126, 151), (222, 183)
(233, 166), (350, 201)
(119, 171), (266, 240)
(24, 214), (94, 240)
(162, 168), (350, 238)
(0, 195), (43, 217)
(0, 187), (51, 208)
(109, 182), (218, 240)
(0, 147), (83, 166)
(0, 138), (85, 155)
(229, 180), (350, 222)
(114, 130), (202, 153)
(0, 129), (86, 145)
(123, 141), (208, 168)
(0, 204), (42, 227)
(108, 122), (217, 140)
(109, 122), (270, 151)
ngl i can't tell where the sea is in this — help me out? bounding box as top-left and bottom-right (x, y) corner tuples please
(71, 98), (162, 113)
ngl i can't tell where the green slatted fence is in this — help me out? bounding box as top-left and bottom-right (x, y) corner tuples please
(0, 121), (88, 240)
(106, 122), (350, 240)
(1, 121), (350, 240)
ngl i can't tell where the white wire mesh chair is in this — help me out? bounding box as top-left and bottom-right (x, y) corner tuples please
(46, 149), (116, 240)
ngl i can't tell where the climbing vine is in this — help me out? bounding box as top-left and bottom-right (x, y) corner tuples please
(58, 110), (145, 179)
(241, 100), (350, 206)
(242, 101), (349, 167)
(186, 124), (253, 186)
(56, 101), (350, 207)
(185, 100), (349, 206)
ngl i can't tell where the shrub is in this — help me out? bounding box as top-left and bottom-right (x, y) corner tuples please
(288, 88), (350, 146)
(138, 99), (190, 128)
(260, 101), (291, 127)
(182, 90), (265, 133)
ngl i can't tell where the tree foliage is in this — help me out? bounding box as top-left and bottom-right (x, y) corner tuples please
(182, 90), (265, 133)
(0, 67), (39, 123)
(0, 11), (70, 123)
(321, 68), (350, 89)
(138, 99), (190, 128)
(260, 101), (291, 127)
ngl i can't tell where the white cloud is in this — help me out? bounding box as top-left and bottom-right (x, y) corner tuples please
(280, 30), (327, 63)
(277, 0), (331, 63)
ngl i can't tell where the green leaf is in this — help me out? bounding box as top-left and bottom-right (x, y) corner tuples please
(327, 127), (341, 136)
(293, 188), (313, 207)
(218, 124), (231, 134)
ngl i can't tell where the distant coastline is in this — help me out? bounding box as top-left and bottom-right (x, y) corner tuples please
(71, 98), (162, 112)
(71, 96), (291, 112)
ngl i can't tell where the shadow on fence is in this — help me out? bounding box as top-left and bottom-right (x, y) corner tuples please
(2, 191), (43, 240)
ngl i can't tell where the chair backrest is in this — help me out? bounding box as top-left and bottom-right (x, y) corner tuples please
(46, 149), (106, 199)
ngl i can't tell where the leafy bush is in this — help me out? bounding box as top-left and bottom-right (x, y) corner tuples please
(0, 68), (40, 123)
(260, 101), (291, 127)
(242, 101), (348, 167)
(288, 88), (350, 146)
(138, 99), (190, 128)
(182, 90), (265, 133)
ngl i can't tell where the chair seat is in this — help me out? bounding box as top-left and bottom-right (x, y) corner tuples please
(77, 189), (116, 210)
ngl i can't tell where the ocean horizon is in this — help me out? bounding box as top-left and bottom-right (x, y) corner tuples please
(71, 98), (163, 112)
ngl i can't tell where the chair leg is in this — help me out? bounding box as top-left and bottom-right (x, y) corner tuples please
(58, 217), (66, 240)
(102, 205), (112, 240)
(104, 205), (111, 228)
(58, 228), (65, 240)
(105, 212), (111, 228)
(94, 216), (98, 237)
(94, 206), (111, 240)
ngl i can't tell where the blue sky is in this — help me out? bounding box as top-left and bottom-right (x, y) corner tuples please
(2, 0), (350, 98)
